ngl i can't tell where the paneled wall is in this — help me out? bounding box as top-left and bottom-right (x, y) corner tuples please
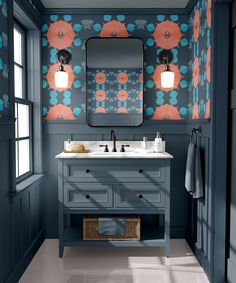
(227, 1), (236, 282)
(186, 122), (213, 280)
(0, 126), (45, 283)
(0, 0), (46, 282)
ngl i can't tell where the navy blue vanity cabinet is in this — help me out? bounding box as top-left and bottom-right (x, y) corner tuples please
(57, 157), (171, 257)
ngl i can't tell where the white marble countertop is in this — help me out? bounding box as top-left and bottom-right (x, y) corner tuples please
(55, 141), (173, 159)
(55, 151), (173, 159)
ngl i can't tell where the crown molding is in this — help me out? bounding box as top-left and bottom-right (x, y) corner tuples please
(42, 8), (190, 15)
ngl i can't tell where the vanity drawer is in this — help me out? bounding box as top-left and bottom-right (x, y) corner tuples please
(115, 183), (165, 209)
(63, 160), (165, 182)
(64, 183), (113, 209)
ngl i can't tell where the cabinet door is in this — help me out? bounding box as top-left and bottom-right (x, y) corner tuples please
(115, 183), (166, 209)
(64, 183), (113, 209)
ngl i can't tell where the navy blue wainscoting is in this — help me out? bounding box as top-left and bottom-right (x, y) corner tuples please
(43, 120), (190, 239)
(0, 121), (45, 283)
(186, 122), (213, 281)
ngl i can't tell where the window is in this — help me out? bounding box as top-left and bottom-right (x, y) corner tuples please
(14, 21), (33, 181)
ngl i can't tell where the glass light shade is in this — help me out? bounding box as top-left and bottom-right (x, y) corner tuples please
(161, 70), (175, 88)
(55, 70), (69, 88)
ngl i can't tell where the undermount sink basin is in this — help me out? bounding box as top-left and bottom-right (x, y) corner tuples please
(88, 151), (133, 156)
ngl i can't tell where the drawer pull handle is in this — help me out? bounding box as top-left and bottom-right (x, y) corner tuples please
(138, 194), (143, 199)
(85, 194), (90, 199)
(139, 169), (143, 174)
(85, 169), (90, 173)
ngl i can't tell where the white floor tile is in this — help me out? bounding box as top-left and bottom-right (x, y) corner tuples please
(19, 239), (209, 283)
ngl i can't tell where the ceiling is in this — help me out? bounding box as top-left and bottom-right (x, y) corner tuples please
(41, 0), (190, 9)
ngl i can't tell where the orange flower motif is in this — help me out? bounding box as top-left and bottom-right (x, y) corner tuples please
(95, 90), (106, 102)
(138, 90), (143, 101)
(116, 90), (128, 102)
(117, 72), (128, 84)
(95, 107), (106, 113)
(153, 20), (182, 50)
(153, 64), (182, 92)
(139, 108), (143, 113)
(95, 72), (106, 84)
(192, 103), (200, 119)
(45, 104), (75, 120)
(46, 20), (75, 49)
(46, 63), (75, 92)
(100, 20), (129, 37)
(139, 73), (143, 84)
(152, 104), (182, 120)
(193, 57), (200, 88)
(206, 45), (211, 83)
(205, 99), (210, 119)
(193, 9), (200, 42)
(206, 0), (212, 29)
(117, 107), (128, 113)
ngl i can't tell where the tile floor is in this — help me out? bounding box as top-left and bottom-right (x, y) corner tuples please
(19, 239), (209, 283)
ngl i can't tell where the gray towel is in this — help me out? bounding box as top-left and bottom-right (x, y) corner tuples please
(191, 145), (203, 199)
(185, 142), (204, 199)
(185, 142), (196, 192)
(98, 218), (126, 236)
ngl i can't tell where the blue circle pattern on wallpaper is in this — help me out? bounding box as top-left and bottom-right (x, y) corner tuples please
(0, 0), (9, 118)
(42, 5), (211, 121)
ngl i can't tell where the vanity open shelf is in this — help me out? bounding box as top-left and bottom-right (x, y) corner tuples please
(63, 224), (165, 248)
(56, 145), (172, 257)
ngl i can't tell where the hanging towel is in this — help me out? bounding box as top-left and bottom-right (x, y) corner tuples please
(185, 142), (196, 192)
(185, 133), (204, 199)
(191, 145), (204, 198)
(98, 218), (126, 236)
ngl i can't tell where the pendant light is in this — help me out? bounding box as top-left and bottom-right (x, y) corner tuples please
(55, 49), (72, 88)
(158, 50), (175, 89)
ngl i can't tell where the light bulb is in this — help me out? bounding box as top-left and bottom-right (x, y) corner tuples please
(161, 67), (175, 88)
(55, 69), (69, 88)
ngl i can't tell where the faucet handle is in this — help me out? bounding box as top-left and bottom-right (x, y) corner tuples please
(100, 144), (109, 152)
(120, 145), (130, 152)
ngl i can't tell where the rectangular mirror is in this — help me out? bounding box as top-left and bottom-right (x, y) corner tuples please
(86, 38), (143, 127)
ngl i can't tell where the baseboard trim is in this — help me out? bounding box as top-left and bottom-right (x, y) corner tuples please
(195, 244), (212, 282)
(5, 229), (45, 283)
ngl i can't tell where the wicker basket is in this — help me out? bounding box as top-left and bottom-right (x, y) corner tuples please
(83, 216), (140, 241)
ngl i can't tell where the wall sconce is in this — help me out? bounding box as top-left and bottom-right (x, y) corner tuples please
(55, 49), (72, 88)
(158, 50), (175, 89)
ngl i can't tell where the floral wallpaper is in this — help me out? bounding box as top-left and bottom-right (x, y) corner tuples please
(189, 0), (211, 119)
(87, 68), (143, 114)
(0, 0), (9, 118)
(42, 4), (212, 121)
(42, 14), (190, 121)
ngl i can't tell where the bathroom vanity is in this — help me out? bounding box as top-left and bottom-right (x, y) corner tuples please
(56, 142), (172, 257)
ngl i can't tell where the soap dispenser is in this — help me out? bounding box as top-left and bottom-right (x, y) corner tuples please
(154, 132), (163, 153)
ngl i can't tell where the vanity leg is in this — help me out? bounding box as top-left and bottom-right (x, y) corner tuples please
(58, 160), (64, 258)
(59, 241), (64, 258)
(165, 160), (171, 258)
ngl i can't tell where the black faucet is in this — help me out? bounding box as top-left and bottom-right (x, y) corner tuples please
(111, 130), (117, 152)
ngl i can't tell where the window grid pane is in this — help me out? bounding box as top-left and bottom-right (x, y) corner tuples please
(14, 64), (23, 98)
(14, 27), (22, 65)
(15, 141), (19, 178)
(18, 139), (30, 176)
(18, 103), (29, 138)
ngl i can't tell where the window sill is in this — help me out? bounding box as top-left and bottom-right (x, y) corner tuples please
(11, 174), (44, 196)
